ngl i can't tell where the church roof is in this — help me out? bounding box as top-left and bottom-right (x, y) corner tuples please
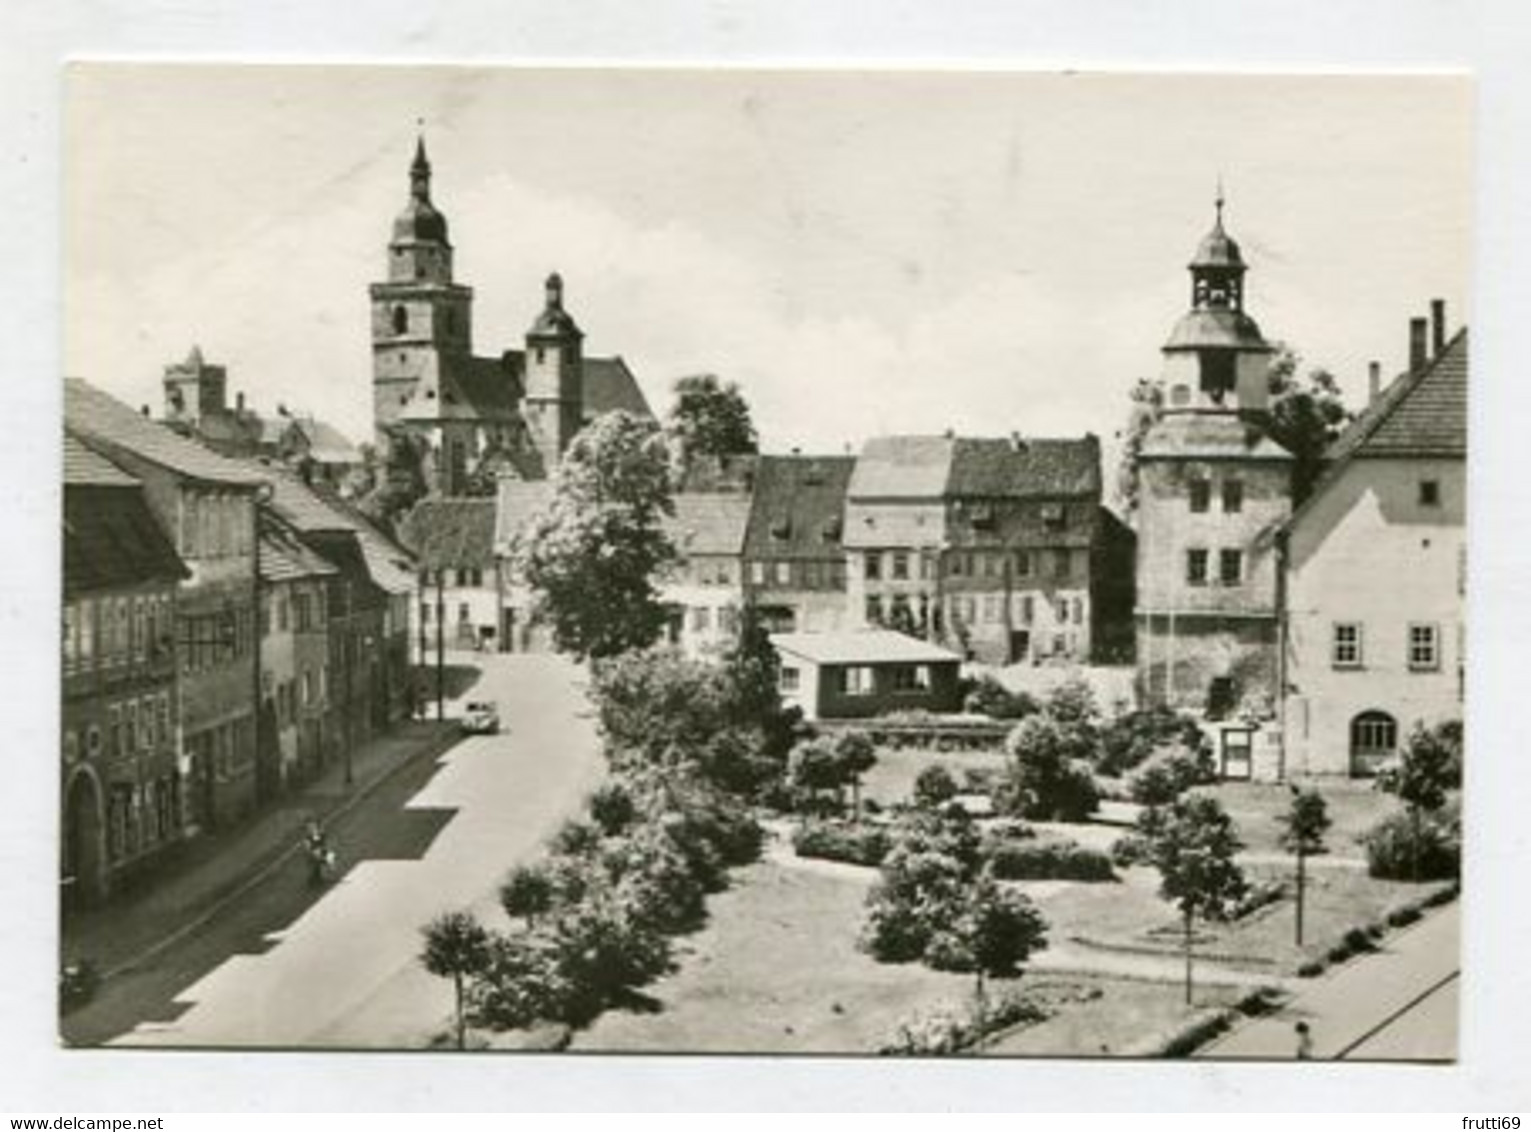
(1190, 220), (1245, 269)
(394, 138), (450, 246)
(1163, 308), (1271, 353)
(1139, 413), (1293, 462)
(580, 356), (651, 420)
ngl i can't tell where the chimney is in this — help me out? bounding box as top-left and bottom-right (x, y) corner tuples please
(1409, 317), (1429, 372)
(141, 404), (151, 418)
(1368, 361), (1382, 405)
(1431, 298), (1447, 357)
(236, 391), (246, 413)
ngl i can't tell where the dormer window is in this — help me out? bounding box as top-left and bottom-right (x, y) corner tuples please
(1041, 503), (1066, 531)
(392, 306), (408, 335)
(769, 517), (791, 541)
(821, 517), (842, 543)
(969, 502), (995, 530)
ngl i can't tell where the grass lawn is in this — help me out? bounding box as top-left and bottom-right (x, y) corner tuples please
(859, 746), (1008, 809)
(572, 854), (976, 1053)
(979, 974), (1244, 1057)
(1194, 779), (1399, 857)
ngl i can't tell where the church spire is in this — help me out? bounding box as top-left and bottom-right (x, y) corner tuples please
(410, 133), (432, 203)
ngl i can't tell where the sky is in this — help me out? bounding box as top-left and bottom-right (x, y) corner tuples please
(64, 66), (1472, 471)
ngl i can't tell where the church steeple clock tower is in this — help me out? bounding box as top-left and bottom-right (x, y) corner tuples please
(522, 272), (585, 474)
(369, 136), (475, 438)
(1134, 193), (1293, 716)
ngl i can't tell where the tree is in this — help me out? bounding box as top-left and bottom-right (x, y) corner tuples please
(1277, 786), (1331, 946)
(588, 781), (638, 837)
(912, 763), (959, 810)
(500, 864), (556, 930)
(466, 930), (570, 1032)
(1265, 346), (1353, 504)
(834, 731), (878, 819)
(358, 426), (430, 533)
(419, 910), (492, 1049)
(998, 715), (1100, 821)
(926, 875), (1048, 1019)
(1114, 377), (1165, 516)
(1139, 795), (1248, 1005)
(516, 412), (677, 658)
(1379, 722), (1458, 883)
(789, 738), (845, 814)
(667, 374), (759, 475)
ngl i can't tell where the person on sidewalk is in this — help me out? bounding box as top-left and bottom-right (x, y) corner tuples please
(302, 819), (333, 887)
(1294, 1020), (1314, 1060)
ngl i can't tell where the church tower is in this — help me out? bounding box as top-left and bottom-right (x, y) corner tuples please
(1134, 194), (1293, 718)
(522, 272), (585, 474)
(369, 138), (474, 439)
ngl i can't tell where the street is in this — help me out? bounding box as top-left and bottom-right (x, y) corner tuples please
(1197, 901), (1460, 1062)
(75, 653), (604, 1049)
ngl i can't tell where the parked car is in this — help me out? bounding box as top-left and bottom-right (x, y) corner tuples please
(461, 701), (501, 735)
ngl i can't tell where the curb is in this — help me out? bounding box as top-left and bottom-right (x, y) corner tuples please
(99, 725), (463, 982)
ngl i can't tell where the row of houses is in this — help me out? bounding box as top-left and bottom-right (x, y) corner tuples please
(62, 379), (415, 910)
(395, 432), (1138, 673)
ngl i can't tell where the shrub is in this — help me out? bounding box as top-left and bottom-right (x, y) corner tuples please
(984, 838), (1114, 882)
(879, 991), (1049, 1055)
(1097, 706), (1200, 777)
(998, 716), (1101, 822)
(1363, 811), (1460, 881)
(861, 840), (973, 963)
(551, 818), (602, 858)
(963, 675), (1041, 721)
(1110, 832), (1151, 868)
(466, 930), (572, 1032)
(983, 818), (1036, 842)
(588, 781), (637, 837)
(1044, 677), (1099, 727)
(962, 766), (1003, 794)
(500, 863), (557, 928)
(793, 820), (892, 867)
(1128, 746), (1217, 805)
(547, 896), (673, 1024)
(1297, 959), (1325, 978)
(1385, 904), (1422, 928)
(600, 824), (709, 932)
(912, 763), (959, 809)
(1208, 879), (1286, 923)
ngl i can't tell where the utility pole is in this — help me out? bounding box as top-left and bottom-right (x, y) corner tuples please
(436, 569), (446, 721)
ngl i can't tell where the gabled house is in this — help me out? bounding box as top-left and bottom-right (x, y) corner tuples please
(1281, 312), (1467, 777)
(660, 493), (753, 657)
(741, 454), (854, 634)
(399, 497), (500, 653)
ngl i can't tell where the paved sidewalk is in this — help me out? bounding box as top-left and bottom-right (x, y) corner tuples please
(62, 720), (461, 979)
(1196, 901), (1459, 1061)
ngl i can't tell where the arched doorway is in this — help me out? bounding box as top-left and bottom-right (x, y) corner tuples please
(63, 770), (106, 912)
(1350, 709), (1398, 778)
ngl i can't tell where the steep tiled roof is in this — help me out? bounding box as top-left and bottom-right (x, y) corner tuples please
(295, 418), (362, 464)
(493, 479), (556, 555)
(580, 355), (652, 420)
(64, 378), (266, 486)
(64, 482), (188, 596)
(63, 433), (137, 487)
(258, 515), (338, 583)
(665, 493), (752, 558)
(744, 454), (854, 560)
(947, 436), (1101, 498)
(848, 435), (955, 499)
(398, 497), (498, 569)
(1326, 330), (1468, 463)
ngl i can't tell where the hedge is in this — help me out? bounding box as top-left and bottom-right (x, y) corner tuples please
(1363, 811), (1460, 881)
(792, 820), (892, 867)
(984, 837), (1115, 882)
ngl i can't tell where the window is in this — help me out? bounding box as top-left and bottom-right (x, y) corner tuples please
(1052, 550), (1070, 581)
(458, 602), (471, 623)
(983, 594), (1002, 624)
(891, 552), (910, 580)
(63, 605), (77, 670)
(1332, 622), (1363, 668)
(750, 561), (766, 586)
(1189, 479), (1211, 513)
(689, 607), (711, 633)
(420, 601), (431, 625)
(891, 665), (931, 693)
(1351, 711), (1398, 760)
(1014, 550), (1031, 577)
(1222, 479), (1244, 513)
(1219, 549), (1243, 586)
(392, 305), (408, 334)
(841, 666), (874, 696)
(865, 595), (883, 625)
(1042, 503), (1066, 531)
(1409, 623), (1440, 671)
(779, 666), (800, 693)
(774, 561), (791, 586)
(1072, 597), (1084, 625)
(86, 726), (102, 759)
(1419, 479), (1441, 507)
(303, 670), (314, 707)
(80, 599), (95, 664)
(1186, 549), (1209, 586)
(864, 552), (882, 581)
(1019, 595), (1034, 625)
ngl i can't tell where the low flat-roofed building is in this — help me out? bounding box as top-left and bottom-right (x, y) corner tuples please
(769, 629), (962, 721)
